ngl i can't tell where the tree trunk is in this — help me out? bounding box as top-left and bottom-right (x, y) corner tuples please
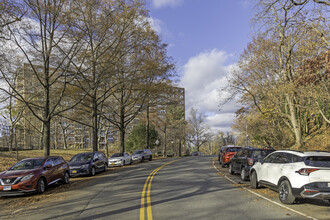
(9, 126), (14, 152)
(163, 126), (167, 157)
(146, 101), (150, 149)
(179, 140), (182, 157)
(286, 94), (303, 148)
(92, 99), (98, 152)
(120, 104), (125, 153)
(43, 120), (50, 156)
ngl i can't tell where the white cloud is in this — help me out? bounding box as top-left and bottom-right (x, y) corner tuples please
(152, 0), (184, 9)
(181, 49), (241, 132)
(147, 17), (163, 34)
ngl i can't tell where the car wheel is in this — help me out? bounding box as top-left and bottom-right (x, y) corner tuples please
(63, 171), (70, 184)
(130, 160), (133, 165)
(250, 171), (259, 189)
(228, 163), (234, 174)
(149, 156), (152, 161)
(140, 157), (144, 163)
(90, 166), (96, 176)
(279, 180), (295, 204)
(240, 167), (248, 181)
(37, 178), (46, 194)
(104, 163), (108, 172)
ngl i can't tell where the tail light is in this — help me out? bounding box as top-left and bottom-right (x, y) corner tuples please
(295, 168), (319, 176)
(248, 158), (254, 166)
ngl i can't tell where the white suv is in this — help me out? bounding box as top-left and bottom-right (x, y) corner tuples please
(249, 150), (330, 204)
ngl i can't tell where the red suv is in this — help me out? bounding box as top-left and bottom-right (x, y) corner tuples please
(0, 156), (70, 196)
(219, 146), (241, 168)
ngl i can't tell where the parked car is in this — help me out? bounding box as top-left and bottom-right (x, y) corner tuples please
(191, 151), (200, 156)
(228, 147), (275, 181)
(219, 146), (241, 168)
(108, 152), (132, 167)
(68, 152), (107, 177)
(132, 149), (152, 162)
(249, 150), (330, 204)
(0, 156), (70, 196)
(218, 146), (226, 161)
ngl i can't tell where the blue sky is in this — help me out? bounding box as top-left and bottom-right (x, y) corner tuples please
(147, 0), (255, 133)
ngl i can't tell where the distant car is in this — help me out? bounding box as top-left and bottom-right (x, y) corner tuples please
(228, 147), (275, 181)
(250, 150), (330, 204)
(219, 146), (241, 168)
(132, 149), (152, 162)
(68, 152), (108, 177)
(0, 156), (70, 196)
(108, 152), (132, 167)
(191, 151), (200, 156)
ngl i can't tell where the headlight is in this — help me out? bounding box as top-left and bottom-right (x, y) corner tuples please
(21, 173), (35, 182)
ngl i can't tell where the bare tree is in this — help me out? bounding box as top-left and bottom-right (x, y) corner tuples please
(0, 0), (85, 156)
(187, 108), (210, 152)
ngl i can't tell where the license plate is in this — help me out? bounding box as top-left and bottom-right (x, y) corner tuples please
(72, 170), (77, 174)
(111, 163), (115, 165)
(3, 186), (11, 191)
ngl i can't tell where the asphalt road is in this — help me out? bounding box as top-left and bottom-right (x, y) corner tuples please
(0, 156), (329, 219)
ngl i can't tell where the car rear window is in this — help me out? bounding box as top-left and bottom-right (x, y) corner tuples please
(304, 156), (330, 167)
(253, 150), (275, 159)
(226, 147), (241, 152)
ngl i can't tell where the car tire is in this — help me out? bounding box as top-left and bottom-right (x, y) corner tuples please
(140, 157), (144, 163)
(104, 163), (108, 172)
(240, 167), (248, 181)
(90, 166), (96, 176)
(279, 180), (295, 204)
(130, 160), (133, 165)
(250, 171), (259, 189)
(149, 156), (152, 161)
(37, 178), (46, 194)
(63, 171), (70, 184)
(228, 163), (234, 174)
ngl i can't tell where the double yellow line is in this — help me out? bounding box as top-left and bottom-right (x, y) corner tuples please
(140, 160), (179, 220)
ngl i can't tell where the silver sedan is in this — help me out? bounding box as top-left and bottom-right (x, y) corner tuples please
(108, 152), (132, 167)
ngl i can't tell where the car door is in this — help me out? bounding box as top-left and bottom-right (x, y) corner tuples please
(257, 153), (278, 183)
(237, 149), (248, 172)
(51, 157), (62, 181)
(265, 153), (292, 186)
(123, 153), (129, 164)
(43, 158), (56, 184)
(93, 153), (101, 171)
(232, 149), (243, 172)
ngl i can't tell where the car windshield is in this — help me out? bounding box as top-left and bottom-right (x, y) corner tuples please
(9, 159), (44, 170)
(133, 151), (144, 155)
(70, 154), (93, 163)
(111, 153), (124, 157)
(226, 147), (241, 152)
(304, 156), (330, 167)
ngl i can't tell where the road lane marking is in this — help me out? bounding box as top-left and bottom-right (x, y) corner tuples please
(212, 160), (318, 220)
(140, 160), (180, 220)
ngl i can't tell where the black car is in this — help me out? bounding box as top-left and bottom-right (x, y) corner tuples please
(68, 152), (108, 177)
(229, 147), (275, 181)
